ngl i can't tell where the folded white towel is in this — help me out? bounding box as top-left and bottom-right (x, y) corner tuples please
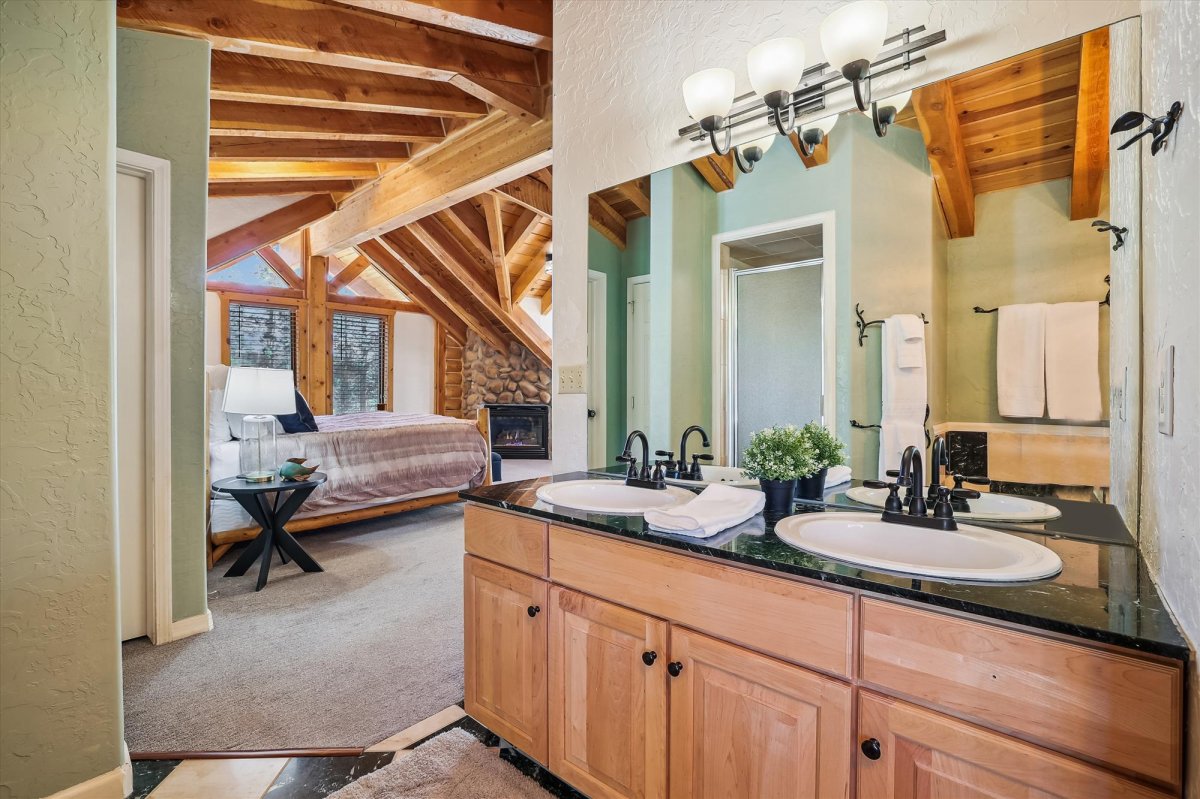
(879, 323), (928, 477)
(644, 484), (765, 538)
(826, 464), (852, 488)
(997, 303), (1047, 417)
(890, 314), (926, 370)
(1045, 301), (1102, 421)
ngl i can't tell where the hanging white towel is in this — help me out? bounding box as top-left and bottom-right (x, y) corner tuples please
(878, 321), (927, 477)
(1045, 301), (1102, 421)
(996, 303), (1047, 418)
(643, 484), (765, 538)
(891, 314), (926, 369)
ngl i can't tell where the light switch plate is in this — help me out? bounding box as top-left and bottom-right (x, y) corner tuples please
(559, 364), (586, 394)
(1157, 345), (1174, 435)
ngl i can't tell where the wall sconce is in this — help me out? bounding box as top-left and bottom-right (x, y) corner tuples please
(1111, 101), (1184, 156)
(683, 67), (736, 155)
(820, 0), (889, 111)
(795, 114), (839, 157)
(863, 89), (912, 137)
(747, 37), (807, 135)
(735, 134), (776, 174)
(1092, 220), (1128, 251)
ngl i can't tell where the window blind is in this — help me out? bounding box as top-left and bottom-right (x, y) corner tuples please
(332, 311), (388, 415)
(228, 302), (296, 373)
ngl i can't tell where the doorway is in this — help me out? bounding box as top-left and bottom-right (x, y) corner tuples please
(587, 270), (608, 468)
(627, 275), (651, 437)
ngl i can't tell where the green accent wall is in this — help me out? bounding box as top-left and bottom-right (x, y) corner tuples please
(1, 3), (124, 796)
(117, 28), (211, 621)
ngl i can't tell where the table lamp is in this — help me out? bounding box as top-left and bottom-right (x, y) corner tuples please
(222, 367), (297, 482)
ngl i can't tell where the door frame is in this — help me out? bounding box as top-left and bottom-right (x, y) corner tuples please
(586, 269), (607, 468)
(626, 274), (652, 436)
(116, 148), (174, 644)
(711, 211), (837, 464)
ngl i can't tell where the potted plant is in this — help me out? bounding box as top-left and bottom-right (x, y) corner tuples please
(740, 425), (817, 517)
(796, 422), (847, 501)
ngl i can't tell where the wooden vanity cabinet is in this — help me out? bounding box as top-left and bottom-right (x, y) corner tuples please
(463, 555), (549, 763)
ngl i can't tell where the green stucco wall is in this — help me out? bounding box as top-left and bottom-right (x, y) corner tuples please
(1, 2), (124, 796)
(117, 28), (211, 622)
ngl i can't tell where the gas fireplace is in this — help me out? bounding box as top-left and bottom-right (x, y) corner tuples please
(485, 404), (550, 460)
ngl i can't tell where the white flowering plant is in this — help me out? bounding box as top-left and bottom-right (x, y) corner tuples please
(800, 422), (846, 469)
(740, 425), (817, 481)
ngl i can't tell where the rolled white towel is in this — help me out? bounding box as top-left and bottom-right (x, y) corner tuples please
(825, 464), (852, 488)
(644, 484), (766, 539)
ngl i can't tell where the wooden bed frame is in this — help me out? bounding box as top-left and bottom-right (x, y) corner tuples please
(207, 408), (492, 568)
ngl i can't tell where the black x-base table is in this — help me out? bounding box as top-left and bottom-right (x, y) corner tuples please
(213, 473), (327, 591)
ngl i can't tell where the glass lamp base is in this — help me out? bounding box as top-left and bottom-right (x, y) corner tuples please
(238, 415), (278, 483)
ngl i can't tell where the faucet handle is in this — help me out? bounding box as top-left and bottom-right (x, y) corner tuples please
(864, 480), (905, 513)
(951, 488), (981, 500)
(952, 473), (989, 489)
(615, 453), (638, 479)
(694, 453), (714, 462)
(655, 450), (675, 459)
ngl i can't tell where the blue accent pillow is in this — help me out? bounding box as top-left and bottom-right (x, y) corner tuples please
(276, 390), (319, 434)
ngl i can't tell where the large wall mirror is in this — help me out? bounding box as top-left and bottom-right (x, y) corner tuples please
(585, 19), (1142, 540)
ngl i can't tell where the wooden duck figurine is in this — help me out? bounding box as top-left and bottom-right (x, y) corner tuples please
(279, 458), (319, 481)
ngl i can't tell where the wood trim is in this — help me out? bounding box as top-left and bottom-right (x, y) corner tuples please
(476, 407), (492, 485)
(205, 281), (304, 299)
(207, 194), (336, 270)
(1070, 27), (1110, 220)
(210, 290), (302, 307)
(434, 323), (447, 414)
(219, 293), (231, 365)
(327, 296), (425, 315)
(690, 151), (737, 192)
(41, 766), (125, 799)
(913, 81), (976, 239)
(131, 747), (363, 761)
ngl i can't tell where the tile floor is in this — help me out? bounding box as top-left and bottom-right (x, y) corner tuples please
(131, 705), (584, 799)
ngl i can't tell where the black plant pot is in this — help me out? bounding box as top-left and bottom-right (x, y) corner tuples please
(796, 467), (829, 501)
(759, 478), (798, 517)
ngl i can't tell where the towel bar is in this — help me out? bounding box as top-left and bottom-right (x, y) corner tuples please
(855, 303), (929, 347)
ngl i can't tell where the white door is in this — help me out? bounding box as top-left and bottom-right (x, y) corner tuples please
(627, 277), (651, 435)
(586, 271), (607, 468)
(116, 170), (149, 641)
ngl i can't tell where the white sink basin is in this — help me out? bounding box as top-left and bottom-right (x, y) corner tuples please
(774, 512), (1062, 582)
(536, 480), (696, 515)
(664, 465), (758, 489)
(844, 486), (1061, 523)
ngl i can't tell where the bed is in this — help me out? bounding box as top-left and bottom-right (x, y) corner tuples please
(206, 365), (491, 566)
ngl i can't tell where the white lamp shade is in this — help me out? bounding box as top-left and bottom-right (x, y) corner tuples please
(747, 38), (807, 96)
(747, 133), (776, 154)
(806, 114), (840, 135)
(820, 0), (888, 70)
(682, 67), (736, 121)
(222, 367), (297, 415)
(861, 89), (912, 116)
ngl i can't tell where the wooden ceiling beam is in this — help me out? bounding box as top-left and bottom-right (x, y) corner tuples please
(482, 193), (511, 312)
(440, 202), (493, 262)
(588, 193), (627, 250)
(211, 137), (411, 162)
(408, 217), (496, 298)
(505, 208), (539, 260)
(309, 111), (552, 254)
(540, 280), (552, 314)
(207, 194), (336, 270)
(1070, 27), (1110, 221)
(690, 151), (738, 192)
(328, 295), (425, 315)
(615, 177), (651, 217)
(208, 181), (356, 197)
(209, 161), (380, 182)
(913, 82), (976, 239)
(210, 100), (445, 143)
(256, 246), (304, 291)
(336, 0), (552, 51)
(328, 254), (373, 292)
(512, 251), (548, 303)
(356, 239), (469, 344)
(205, 281), (303, 299)
(209, 50), (487, 119)
(492, 174), (551, 216)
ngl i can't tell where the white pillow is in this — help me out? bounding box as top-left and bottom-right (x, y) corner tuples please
(208, 389), (232, 443)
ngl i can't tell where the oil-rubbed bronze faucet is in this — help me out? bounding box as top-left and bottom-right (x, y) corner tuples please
(864, 445), (980, 532)
(678, 425), (712, 480)
(617, 430), (666, 489)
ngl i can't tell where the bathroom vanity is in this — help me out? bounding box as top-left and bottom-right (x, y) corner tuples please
(460, 474), (1186, 799)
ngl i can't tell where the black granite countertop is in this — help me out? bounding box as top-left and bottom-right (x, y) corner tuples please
(462, 472), (1188, 661)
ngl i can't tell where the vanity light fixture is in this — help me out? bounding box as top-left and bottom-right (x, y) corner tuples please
(795, 114), (840, 157)
(682, 67), (737, 155)
(734, 134), (776, 174)
(820, 0), (889, 112)
(864, 89), (912, 138)
(747, 37), (807, 135)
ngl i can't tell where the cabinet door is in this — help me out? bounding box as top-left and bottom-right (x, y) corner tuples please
(463, 555), (548, 762)
(857, 692), (1173, 799)
(549, 588), (668, 799)
(669, 627), (851, 799)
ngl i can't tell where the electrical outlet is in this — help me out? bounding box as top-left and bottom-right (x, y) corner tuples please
(559, 364), (586, 394)
(1157, 345), (1174, 435)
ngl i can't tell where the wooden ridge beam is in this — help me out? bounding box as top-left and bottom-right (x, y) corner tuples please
(309, 112), (552, 254)
(357, 239), (468, 343)
(588, 193), (627, 250)
(1070, 27), (1109, 221)
(256, 246), (304, 291)
(482, 194), (511, 311)
(691, 151), (738, 192)
(492, 174), (551, 216)
(210, 50), (487, 119)
(328, 254), (373, 291)
(210, 100), (445, 143)
(337, 0), (552, 51)
(207, 194), (336, 270)
(211, 137), (411, 162)
(913, 82), (976, 239)
(209, 180), (357, 197)
(209, 161), (380, 182)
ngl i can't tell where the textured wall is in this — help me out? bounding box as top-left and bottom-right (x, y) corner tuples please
(553, 0), (1140, 472)
(0, 3), (123, 797)
(116, 28), (211, 622)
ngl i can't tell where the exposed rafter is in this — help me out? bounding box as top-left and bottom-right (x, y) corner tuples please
(482, 194), (511, 311)
(208, 161), (380, 182)
(505, 208), (539, 260)
(207, 194), (336, 270)
(691, 151), (738, 192)
(256, 246), (304, 291)
(208, 180), (358, 197)
(327, 254), (373, 292)
(210, 100), (445, 143)
(357, 239), (470, 344)
(1070, 28), (1109, 220)
(211, 137), (412, 162)
(492, 173), (551, 216)
(588, 193), (627, 250)
(337, 0), (553, 51)
(913, 82), (976, 239)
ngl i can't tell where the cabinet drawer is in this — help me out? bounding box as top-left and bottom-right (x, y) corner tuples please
(859, 598), (1183, 788)
(549, 526), (854, 678)
(465, 504), (548, 576)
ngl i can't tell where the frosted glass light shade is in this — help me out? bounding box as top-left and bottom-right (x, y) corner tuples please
(748, 133), (776, 154)
(861, 89), (912, 116)
(747, 38), (807, 97)
(806, 114), (840, 135)
(683, 68), (736, 121)
(222, 367), (297, 415)
(820, 0), (888, 71)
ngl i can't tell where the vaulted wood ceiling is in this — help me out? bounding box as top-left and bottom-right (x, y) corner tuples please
(588, 177), (651, 249)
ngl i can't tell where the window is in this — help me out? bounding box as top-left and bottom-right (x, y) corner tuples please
(227, 302), (296, 372)
(332, 311), (388, 414)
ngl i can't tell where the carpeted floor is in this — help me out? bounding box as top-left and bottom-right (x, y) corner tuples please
(123, 503), (467, 752)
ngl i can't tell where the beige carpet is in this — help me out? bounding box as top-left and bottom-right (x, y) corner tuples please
(329, 728), (551, 799)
